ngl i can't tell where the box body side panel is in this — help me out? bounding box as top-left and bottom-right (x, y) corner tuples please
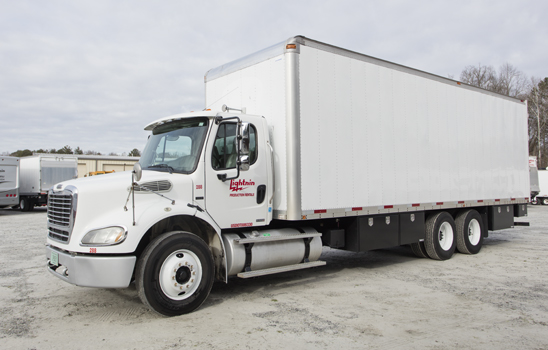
(298, 45), (529, 212)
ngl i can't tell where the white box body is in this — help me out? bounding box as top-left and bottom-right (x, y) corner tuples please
(20, 155), (78, 194)
(0, 156), (20, 206)
(205, 36), (529, 220)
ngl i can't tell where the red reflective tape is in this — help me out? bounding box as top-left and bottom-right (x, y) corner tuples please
(436, 202), (443, 205)
(314, 209), (327, 214)
(478, 200), (484, 203)
(458, 201), (465, 204)
(352, 207), (363, 211)
(231, 223), (253, 228)
(412, 203), (420, 207)
(495, 199), (500, 202)
(384, 205), (393, 209)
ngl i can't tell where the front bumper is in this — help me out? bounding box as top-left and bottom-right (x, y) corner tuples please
(46, 245), (136, 288)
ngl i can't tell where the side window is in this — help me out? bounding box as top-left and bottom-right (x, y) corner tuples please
(212, 123), (258, 170)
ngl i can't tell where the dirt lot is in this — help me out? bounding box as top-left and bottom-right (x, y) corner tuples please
(1, 205), (547, 350)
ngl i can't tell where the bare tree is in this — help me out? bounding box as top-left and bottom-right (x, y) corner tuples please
(492, 63), (529, 98)
(460, 63), (497, 90)
(528, 77), (548, 168)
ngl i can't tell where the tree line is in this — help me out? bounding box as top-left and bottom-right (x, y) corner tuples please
(458, 63), (547, 168)
(7, 146), (141, 158)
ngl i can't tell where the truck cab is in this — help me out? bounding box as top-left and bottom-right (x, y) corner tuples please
(46, 111), (312, 316)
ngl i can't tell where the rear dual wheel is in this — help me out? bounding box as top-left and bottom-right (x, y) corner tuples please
(424, 212), (456, 260)
(455, 209), (483, 255)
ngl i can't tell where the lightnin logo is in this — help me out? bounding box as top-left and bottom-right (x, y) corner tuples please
(229, 179), (255, 192)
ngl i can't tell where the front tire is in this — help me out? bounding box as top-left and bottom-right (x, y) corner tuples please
(455, 210), (483, 255)
(135, 231), (214, 316)
(424, 212), (456, 260)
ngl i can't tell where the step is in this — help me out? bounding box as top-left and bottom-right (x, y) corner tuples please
(236, 260), (326, 278)
(234, 233), (322, 245)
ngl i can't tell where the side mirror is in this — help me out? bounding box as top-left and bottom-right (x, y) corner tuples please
(239, 122), (250, 156)
(239, 155), (250, 171)
(133, 163), (142, 182)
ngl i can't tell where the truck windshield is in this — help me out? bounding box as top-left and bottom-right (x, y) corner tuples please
(140, 118), (209, 174)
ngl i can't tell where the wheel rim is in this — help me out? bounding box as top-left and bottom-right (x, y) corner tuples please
(467, 218), (481, 245)
(438, 222), (454, 251)
(159, 249), (203, 301)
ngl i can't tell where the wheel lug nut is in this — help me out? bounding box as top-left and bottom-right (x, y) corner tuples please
(191, 279), (194, 283)
(186, 285), (189, 288)
(174, 283), (177, 286)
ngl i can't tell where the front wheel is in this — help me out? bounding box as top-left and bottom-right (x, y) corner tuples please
(135, 231), (214, 316)
(543, 198), (548, 206)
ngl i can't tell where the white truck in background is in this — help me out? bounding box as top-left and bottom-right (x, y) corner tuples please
(529, 156), (540, 203)
(535, 170), (548, 205)
(45, 36), (529, 316)
(19, 155), (78, 211)
(0, 156), (20, 208)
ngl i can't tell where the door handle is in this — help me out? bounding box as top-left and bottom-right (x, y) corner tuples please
(257, 185), (266, 204)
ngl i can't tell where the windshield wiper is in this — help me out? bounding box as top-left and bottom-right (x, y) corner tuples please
(148, 164), (175, 174)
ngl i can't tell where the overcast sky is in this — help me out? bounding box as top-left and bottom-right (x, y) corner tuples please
(1, 0), (546, 155)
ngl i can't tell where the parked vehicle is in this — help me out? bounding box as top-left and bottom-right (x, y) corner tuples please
(529, 157), (540, 204)
(0, 156), (20, 208)
(45, 36), (530, 316)
(535, 170), (548, 205)
(19, 155), (78, 211)
(84, 170), (116, 177)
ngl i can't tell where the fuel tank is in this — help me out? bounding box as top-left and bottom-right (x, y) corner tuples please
(222, 227), (322, 276)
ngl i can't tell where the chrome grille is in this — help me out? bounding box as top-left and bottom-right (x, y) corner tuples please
(47, 187), (77, 243)
(134, 180), (172, 193)
(48, 194), (72, 226)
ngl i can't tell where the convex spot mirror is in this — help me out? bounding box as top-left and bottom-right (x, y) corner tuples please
(133, 163), (142, 182)
(239, 122), (250, 156)
(239, 155), (250, 171)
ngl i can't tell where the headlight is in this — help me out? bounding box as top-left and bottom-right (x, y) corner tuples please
(81, 226), (127, 246)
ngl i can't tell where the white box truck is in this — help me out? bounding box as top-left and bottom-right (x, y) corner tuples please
(535, 170), (548, 205)
(0, 156), (20, 208)
(45, 36), (529, 316)
(19, 155), (78, 211)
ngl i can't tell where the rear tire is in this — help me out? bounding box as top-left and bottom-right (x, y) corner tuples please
(135, 231), (214, 316)
(455, 210), (483, 255)
(410, 242), (428, 258)
(20, 198), (30, 212)
(543, 198), (548, 205)
(424, 212), (456, 260)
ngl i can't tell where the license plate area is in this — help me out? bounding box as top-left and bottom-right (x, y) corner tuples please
(50, 251), (59, 266)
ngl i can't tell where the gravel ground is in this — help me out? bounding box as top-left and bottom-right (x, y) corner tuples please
(0, 205), (547, 349)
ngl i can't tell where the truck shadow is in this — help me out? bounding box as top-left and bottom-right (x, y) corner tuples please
(202, 246), (420, 310)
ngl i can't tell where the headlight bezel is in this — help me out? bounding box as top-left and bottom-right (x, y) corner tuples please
(80, 225), (128, 246)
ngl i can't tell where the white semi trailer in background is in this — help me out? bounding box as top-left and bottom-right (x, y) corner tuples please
(45, 36), (529, 316)
(19, 155), (78, 211)
(0, 156), (20, 208)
